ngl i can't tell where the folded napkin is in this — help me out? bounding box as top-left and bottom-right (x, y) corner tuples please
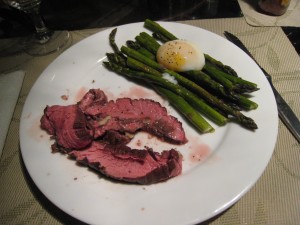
(238, 0), (300, 27)
(0, 70), (25, 158)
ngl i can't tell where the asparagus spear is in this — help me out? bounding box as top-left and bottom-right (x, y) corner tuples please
(204, 54), (238, 77)
(135, 32), (161, 54)
(125, 56), (257, 129)
(126, 56), (162, 77)
(154, 86), (215, 133)
(204, 63), (258, 93)
(121, 45), (164, 70)
(109, 28), (126, 64)
(126, 40), (155, 60)
(144, 19), (177, 41)
(185, 70), (258, 110)
(106, 52), (127, 67)
(109, 28), (119, 52)
(152, 32), (170, 43)
(103, 60), (228, 127)
(213, 66), (259, 92)
(204, 55), (258, 92)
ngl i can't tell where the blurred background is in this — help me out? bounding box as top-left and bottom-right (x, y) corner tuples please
(0, 0), (298, 54)
(0, 0), (241, 38)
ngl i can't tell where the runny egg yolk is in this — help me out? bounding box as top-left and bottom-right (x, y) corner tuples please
(156, 40), (205, 72)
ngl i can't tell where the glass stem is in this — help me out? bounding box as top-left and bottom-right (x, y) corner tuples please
(29, 8), (52, 43)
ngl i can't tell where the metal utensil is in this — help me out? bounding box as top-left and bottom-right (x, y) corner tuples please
(224, 31), (300, 143)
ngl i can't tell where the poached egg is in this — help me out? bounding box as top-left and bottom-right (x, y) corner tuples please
(156, 40), (205, 72)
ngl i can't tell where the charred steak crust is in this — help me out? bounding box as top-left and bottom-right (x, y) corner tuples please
(85, 97), (187, 144)
(40, 89), (185, 184)
(70, 142), (182, 185)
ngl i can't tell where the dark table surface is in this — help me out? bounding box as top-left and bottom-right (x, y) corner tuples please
(0, 0), (299, 55)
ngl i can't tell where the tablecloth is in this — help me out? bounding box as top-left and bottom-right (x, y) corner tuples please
(0, 17), (299, 225)
(0, 70), (25, 158)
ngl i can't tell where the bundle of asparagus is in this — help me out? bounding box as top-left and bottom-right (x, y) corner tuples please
(103, 19), (259, 134)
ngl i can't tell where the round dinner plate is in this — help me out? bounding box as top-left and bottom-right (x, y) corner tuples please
(19, 21), (278, 225)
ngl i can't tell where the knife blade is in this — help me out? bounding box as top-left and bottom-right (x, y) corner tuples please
(224, 31), (300, 143)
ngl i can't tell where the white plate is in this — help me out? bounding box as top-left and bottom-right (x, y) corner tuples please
(20, 22), (278, 225)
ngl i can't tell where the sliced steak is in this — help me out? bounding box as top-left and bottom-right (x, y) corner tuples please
(102, 130), (132, 145)
(86, 97), (187, 144)
(70, 141), (182, 184)
(78, 89), (108, 112)
(41, 105), (93, 150)
(40, 89), (186, 184)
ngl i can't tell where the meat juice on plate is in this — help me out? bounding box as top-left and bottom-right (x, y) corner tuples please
(127, 130), (213, 171)
(119, 85), (218, 171)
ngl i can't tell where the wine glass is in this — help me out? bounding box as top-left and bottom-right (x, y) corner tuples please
(3, 0), (70, 56)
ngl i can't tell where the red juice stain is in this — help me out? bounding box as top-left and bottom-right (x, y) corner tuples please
(189, 144), (211, 163)
(74, 87), (88, 102)
(121, 86), (157, 99)
(187, 135), (211, 163)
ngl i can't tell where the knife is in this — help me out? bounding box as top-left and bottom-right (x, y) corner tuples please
(224, 31), (300, 143)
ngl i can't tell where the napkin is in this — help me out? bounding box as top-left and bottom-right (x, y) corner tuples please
(238, 0), (300, 27)
(0, 70), (25, 158)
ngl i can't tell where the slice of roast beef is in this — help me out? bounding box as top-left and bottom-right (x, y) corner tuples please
(85, 97), (187, 144)
(70, 141), (182, 184)
(78, 89), (108, 112)
(102, 130), (133, 145)
(41, 105), (93, 150)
